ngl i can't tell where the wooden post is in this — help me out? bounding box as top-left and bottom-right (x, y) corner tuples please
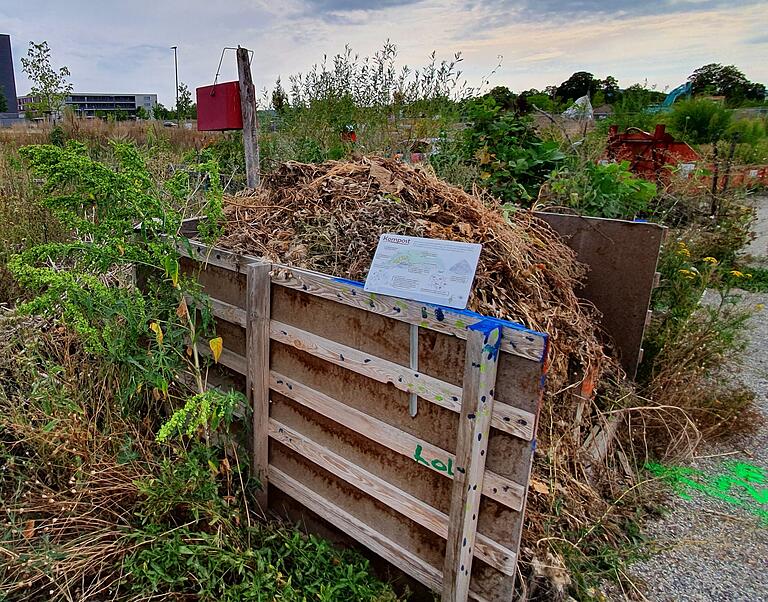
(442, 324), (503, 602)
(236, 47), (260, 188)
(247, 263), (271, 510)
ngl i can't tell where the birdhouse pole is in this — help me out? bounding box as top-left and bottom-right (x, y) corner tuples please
(236, 46), (260, 188)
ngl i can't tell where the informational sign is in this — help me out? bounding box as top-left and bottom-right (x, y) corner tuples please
(364, 234), (481, 309)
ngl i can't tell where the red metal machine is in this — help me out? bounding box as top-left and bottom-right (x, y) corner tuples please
(605, 124), (699, 180)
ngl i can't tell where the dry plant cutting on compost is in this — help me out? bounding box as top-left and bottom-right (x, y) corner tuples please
(214, 156), (660, 594)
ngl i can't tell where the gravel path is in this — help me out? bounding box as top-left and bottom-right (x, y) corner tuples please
(627, 194), (768, 601)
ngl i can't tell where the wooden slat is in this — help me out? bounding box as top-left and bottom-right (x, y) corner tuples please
(271, 321), (535, 440)
(443, 326), (503, 601)
(270, 466), (443, 591)
(207, 296), (247, 327)
(272, 267), (547, 362)
(247, 264), (271, 509)
(178, 238), (548, 364)
(180, 235), (546, 362)
(270, 372), (526, 512)
(176, 238), (257, 274)
(269, 419), (517, 575)
(198, 345), (247, 375)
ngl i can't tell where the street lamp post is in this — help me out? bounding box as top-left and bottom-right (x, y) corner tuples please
(171, 46), (179, 123)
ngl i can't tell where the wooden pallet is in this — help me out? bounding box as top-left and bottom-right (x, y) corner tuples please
(178, 236), (547, 602)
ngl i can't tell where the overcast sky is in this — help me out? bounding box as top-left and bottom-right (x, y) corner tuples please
(3, 0), (766, 107)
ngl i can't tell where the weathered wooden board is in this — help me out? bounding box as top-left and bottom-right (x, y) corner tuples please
(180, 228), (546, 601)
(444, 325), (502, 601)
(247, 263), (271, 508)
(535, 212), (665, 377)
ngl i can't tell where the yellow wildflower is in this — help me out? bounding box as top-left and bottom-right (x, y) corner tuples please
(756, 304), (765, 311)
(730, 270), (744, 278)
(677, 242), (691, 258)
(702, 257), (718, 264)
(745, 273), (753, 279)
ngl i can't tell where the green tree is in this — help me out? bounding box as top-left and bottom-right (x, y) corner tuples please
(272, 77), (288, 114)
(175, 82), (193, 120)
(556, 71), (599, 101)
(688, 63), (766, 105)
(153, 102), (171, 120)
(484, 86), (517, 111)
(601, 75), (620, 103)
(521, 89), (557, 112)
(135, 106), (148, 120)
(20, 41), (73, 120)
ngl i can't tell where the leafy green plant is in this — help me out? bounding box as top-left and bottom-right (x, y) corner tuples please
(729, 265), (768, 292)
(433, 96), (565, 202)
(546, 159), (657, 219)
(668, 99), (732, 144)
(7, 140), (241, 441)
(124, 525), (399, 601)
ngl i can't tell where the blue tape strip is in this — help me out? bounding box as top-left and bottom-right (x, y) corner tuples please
(332, 276), (547, 342)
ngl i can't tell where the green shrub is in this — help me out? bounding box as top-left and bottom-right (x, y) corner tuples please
(727, 117), (768, 164)
(668, 99), (732, 144)
(433, 97), (565, 202)
(637, 237), (757, 439)
(546, 159), (657, 219)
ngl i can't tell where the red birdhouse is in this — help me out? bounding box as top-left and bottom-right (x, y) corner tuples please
(196, 81), (243, 131)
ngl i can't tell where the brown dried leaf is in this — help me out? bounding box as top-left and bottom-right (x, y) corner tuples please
(23, 519), (35, 539)
(176, 297), (189, 319)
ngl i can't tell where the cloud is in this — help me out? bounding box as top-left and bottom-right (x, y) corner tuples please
(304, 0), (421, 10)
(3, 0), (766, 106)
(467, 0), (763, 21)
(298, 0), (424, 24)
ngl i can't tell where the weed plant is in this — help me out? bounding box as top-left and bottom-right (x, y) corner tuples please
(638, 234), (758, 445)
(431, 97), (565, 203)
(257, 43), (468, 168)
(0, 140), (400, 601)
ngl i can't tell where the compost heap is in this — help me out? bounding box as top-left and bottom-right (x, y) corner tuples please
(218, 156), (610, 394)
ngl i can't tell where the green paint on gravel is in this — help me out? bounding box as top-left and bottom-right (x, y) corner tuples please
(646, 460), (768, 523)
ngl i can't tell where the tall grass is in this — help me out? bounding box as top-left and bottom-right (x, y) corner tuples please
(0, 116), (220, 151)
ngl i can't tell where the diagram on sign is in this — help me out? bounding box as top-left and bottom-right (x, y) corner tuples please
(364, 234), (482, 309)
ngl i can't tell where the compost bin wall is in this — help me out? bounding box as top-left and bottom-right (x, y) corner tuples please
(535, 212), (666, 378)
(177, 234), (547, 602)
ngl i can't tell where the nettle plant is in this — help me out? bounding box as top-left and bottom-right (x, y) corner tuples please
(9, 140), (244, 444)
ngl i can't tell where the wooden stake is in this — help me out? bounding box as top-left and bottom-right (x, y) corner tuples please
(236, 47), (260, 188)
(247, 263), (271, 509)
(442, 325), (503, 602)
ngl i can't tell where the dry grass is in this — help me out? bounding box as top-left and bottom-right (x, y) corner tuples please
(0, 313), (155, 601)
(0, 116), (221, 151)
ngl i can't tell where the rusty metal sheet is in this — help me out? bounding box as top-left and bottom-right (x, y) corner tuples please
(535, 212), (666, 378)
